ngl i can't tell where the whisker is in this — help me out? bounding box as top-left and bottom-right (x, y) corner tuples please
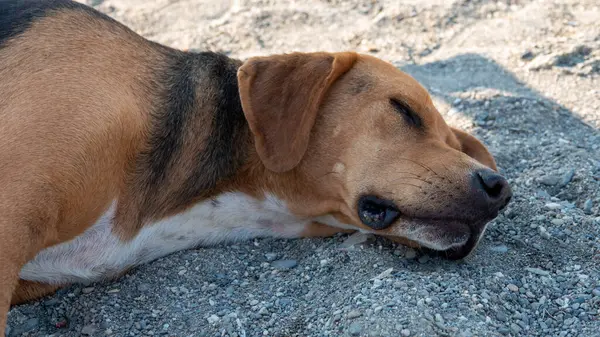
(398, 157), (440, 177)
(389, 176), (430, 185)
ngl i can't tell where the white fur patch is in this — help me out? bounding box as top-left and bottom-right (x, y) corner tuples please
(19, 193), (315, 284)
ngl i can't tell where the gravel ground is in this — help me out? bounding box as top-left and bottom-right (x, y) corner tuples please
(7, 0), (600, 336)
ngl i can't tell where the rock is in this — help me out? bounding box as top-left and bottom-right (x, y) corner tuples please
(349, 322), (363, 336)
(510, 323), (522, 334)
(583, 199), (593, 214)
(498, 326), (511, 335)
(551, 219), (565, 226)
(339, 232), (371, 249)
(538, 226), (551, 239)
(271, 259), (297, 270)
(592, 288), (600, 297)
(525, 267), (550, 276)
(559, 169), (575, 187)
(545, 203), (562, 210)
(507, 284), (519, 292)
(372, 267), (394, 280)
(81, 324), (97, 335)
(539, 175), (561, 186)
(404, 249), (417, 259)
(418, 255), (430, 264)
(496, 310), (508, 322)
(490, 245), (509, 253)
(527, 53), (559, 71)
(264, 253), (278, 261)
(536, 189), (551, 199)
(347, 310), (362, 319)
(82, 287), (95, 294)
(207, 315), (220, 324)
(12, 318), (39, 335)
(401, 329), (411, 336)
(521, 50), (535, 60)
(44, 298), (60, 306)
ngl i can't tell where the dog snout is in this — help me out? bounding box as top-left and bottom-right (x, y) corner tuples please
(472, 168), (512, 212)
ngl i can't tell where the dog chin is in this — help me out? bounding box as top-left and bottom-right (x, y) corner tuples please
(422, 224), (490, 260)
(392, 218), (491, 260)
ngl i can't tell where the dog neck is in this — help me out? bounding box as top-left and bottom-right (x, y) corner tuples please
(114, 50), (266, 239)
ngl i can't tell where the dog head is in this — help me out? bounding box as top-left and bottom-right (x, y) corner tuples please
(237, 52), (512, 259)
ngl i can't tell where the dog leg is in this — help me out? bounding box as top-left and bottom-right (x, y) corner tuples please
(11, 280), (61, 306)
(300, 222), (356, 238)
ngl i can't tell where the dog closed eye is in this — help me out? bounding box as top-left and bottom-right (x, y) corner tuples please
(390, 98), (422, 128)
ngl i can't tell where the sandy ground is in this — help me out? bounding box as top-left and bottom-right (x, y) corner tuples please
(7, 0), (600, 336)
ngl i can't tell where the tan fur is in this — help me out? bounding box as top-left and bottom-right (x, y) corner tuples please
(0, 5), (508, 334)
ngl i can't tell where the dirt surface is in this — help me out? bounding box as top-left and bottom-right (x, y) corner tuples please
(7, 0), (600, 336)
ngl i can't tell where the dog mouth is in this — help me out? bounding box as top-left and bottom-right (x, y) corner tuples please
(358, 195), (496, 260)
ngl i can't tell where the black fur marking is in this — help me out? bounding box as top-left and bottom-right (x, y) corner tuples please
(139, 51), (248, 212)
(0, 0), (112, 47)
(176, 52), (249, 205)
(144, 53), (197, 188)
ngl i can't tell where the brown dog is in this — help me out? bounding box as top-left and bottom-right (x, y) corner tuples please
(0, 0), (511, 333)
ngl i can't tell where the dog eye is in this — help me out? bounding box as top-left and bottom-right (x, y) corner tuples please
(390, 99), (422, 127)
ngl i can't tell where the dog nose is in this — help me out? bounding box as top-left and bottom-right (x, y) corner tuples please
(472, 169), (512, 211)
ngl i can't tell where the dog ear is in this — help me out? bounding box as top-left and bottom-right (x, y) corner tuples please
(237, 52), (357, 173)
(451, 127), (498, 171)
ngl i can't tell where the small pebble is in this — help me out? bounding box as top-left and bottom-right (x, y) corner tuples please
(583, 199), (593, 214)
(418, 255), (430, 264)
(404, 249), (417, 259)
(510, 323), (522, 334)
(349, 322), (362, 336)
(545, 203), (562, 210)
(521, 50), (535, 60)
(82, 287), (95, 294)
(539, 226), (551, 239)
(81, 324), (97, 336)
(347, 310), (362, 319)
(539, 175), (560, 186)
(560, 169), (575, 186)
(592, 288), (600, 297)
(271, 259), (297, 270)
(401, 329), (411, 336)
(264, 253), (278, 261)
(207, 315), (220, 324)
(490, 245), (509, 253)
(507, 284), (519, 292)
(525, 267), (550, 276)
(498, 326), (510, 335)
(44, 298), (60, 306)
